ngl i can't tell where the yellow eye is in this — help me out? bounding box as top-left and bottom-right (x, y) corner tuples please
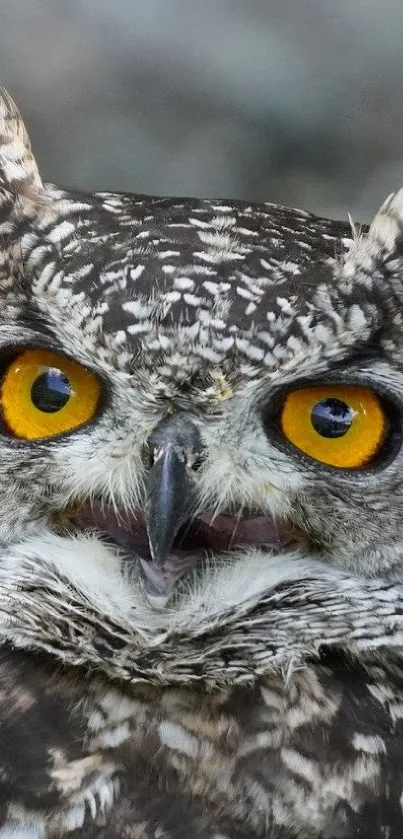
(0, 349), (101, 440)
(279, 385), (387, 469)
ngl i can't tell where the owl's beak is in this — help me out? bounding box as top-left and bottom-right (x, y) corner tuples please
(143, 415), (202, 601)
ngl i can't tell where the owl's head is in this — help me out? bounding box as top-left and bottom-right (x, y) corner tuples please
(0, 89), (402, 658)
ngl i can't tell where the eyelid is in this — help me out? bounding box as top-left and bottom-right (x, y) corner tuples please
(278, 385), (387, 469)
(261, 379), (402, 474)
(0, 348), (101, 440)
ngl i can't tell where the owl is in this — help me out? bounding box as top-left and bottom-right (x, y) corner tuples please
(0, 87), (402, 839)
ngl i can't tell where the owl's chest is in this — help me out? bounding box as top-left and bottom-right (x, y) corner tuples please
(2, 648), (403, 838)
(79, 656), (403, 838)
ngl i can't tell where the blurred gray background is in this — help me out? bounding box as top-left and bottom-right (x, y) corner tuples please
(1, 0), (403, 221)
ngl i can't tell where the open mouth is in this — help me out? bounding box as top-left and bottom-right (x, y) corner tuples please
(68, 503), (295, 601)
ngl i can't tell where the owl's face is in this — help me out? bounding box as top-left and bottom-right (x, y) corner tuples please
(0, 93), (403, 623)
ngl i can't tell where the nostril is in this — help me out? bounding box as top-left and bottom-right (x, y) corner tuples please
(141, 442), (155, 470)
(142, 441), (204, 472)
(189, 451), (204, 471)
(144, 413), (204, 471)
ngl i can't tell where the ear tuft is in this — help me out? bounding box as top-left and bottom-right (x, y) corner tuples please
(367, 188), (403, 253)
(0, 87), (43, 203)
(338, 188), (403, 293)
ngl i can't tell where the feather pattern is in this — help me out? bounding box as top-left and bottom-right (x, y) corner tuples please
(0, 90), (400, 838)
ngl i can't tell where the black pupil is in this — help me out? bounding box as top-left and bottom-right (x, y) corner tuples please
(311, 398), (354, 438)
(31, 369), (71, 413)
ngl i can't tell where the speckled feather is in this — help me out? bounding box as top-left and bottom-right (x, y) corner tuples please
(0, 89), (402, 838)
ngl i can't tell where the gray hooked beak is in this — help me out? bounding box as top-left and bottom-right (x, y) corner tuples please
(142, 414), (202, 603)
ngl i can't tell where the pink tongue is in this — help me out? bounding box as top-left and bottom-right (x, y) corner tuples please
(198, 514), (290, 550)
(72, 505), (294, 598)
(73, 504), (291, 556)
